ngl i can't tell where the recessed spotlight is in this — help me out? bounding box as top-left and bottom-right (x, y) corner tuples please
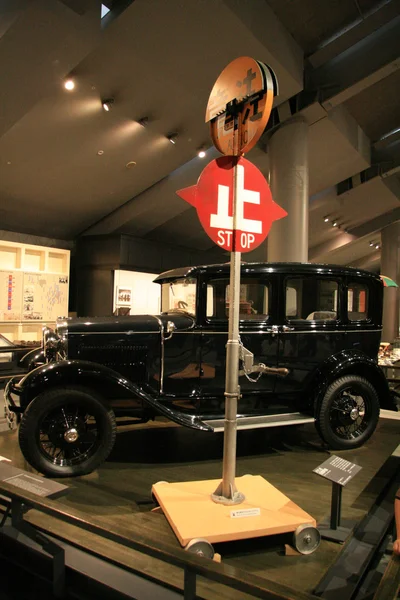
(64, 78), (75, 91)
(332, 221), (338, 227)
(323, 216), (329, 222)
(102, 99), (114, 112)
(126, 161), (136, 169)
(375, 244), (380, 249)
(138, 117), (149, 128)
(167, 133), (178, 144)
(97, 150), (104, 156)
(369, 241), (374, 247)
(198, 149), (206, 158)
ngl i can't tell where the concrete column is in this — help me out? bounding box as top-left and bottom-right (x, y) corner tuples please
(381, 222), (400, 342)
(267, 118), (309, 262)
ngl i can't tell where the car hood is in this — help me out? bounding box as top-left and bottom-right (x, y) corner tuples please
(64, 313), (195, 334)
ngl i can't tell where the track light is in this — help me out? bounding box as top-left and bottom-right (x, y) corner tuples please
(167, 133), (178, 144)
(323, 216), (329, 222)
(64, 78), (75, 91)
(332, 220), (338, 227)
(102, 98), (114, 112)
(375, 244), (380, 250)
(138, 117), (149, 128)
(369, 241), (374, 247)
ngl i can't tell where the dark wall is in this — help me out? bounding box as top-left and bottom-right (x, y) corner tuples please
(76, 234), (225, 316)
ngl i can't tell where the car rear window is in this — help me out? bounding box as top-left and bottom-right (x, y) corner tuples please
(347, 282), (369, 321)
(286, 278), (338, 321)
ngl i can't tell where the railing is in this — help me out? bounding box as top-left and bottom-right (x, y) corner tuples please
(0, 481), (317, 600)
(372, 553), (400, 600)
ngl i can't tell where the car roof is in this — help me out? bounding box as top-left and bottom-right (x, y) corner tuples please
(154, 262), (382, 283)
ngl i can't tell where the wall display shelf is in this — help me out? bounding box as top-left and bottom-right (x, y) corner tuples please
(0, 240), (70, 342)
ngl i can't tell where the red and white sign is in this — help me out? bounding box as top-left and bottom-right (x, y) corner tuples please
(177, 157), (287, 252)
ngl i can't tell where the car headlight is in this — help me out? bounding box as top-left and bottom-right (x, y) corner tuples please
(42, 321), (68, 361)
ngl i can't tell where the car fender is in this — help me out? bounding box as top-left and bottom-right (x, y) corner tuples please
(16, 359), (212, 431)
(312, 349), (394, 411)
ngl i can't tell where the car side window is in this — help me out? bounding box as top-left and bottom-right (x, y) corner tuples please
(206, 278), (269, 321)
(286, 278), (338, 322)
(347, 282), (369, 321)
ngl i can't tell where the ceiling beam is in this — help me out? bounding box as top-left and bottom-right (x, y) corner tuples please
(307, 0), (400, 69)
(308, 15), (400, 109)
(348, 207), (400, 238)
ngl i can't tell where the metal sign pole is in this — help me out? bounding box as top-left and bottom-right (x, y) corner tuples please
(212, 149), (245, 505)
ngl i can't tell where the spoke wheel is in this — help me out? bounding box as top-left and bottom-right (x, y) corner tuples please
(19, 387), (116, 478)
(317, 375), (380, 450)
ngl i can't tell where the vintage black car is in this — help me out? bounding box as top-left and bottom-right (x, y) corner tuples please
(5, 262), (396, 478)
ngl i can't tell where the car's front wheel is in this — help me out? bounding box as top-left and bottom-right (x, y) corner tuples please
(316, 375), (380, 449)
(19, 386), (117, 478)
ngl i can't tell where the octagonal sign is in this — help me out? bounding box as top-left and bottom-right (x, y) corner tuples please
(177, 157), (287, 253)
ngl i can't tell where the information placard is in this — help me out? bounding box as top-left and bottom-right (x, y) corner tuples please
(313, 455), (362, 486)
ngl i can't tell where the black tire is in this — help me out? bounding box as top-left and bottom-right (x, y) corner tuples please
(19, 386), (117, 478)
(317, 375), (380, 450)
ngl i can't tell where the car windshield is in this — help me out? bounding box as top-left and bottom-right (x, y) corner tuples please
(161, 277), (196, 316)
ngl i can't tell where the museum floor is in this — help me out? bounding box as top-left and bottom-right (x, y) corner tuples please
(0, 410), (399, 599)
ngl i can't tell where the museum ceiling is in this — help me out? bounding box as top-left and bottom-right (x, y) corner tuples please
(0, 0), (399, 271)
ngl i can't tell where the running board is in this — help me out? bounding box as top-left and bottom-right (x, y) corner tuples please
(204, 412), (315, 432)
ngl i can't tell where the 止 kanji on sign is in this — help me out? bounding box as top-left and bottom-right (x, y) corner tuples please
(177, 157), (287, 253)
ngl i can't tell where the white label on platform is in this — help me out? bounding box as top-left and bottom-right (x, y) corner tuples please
(230, 507), (261, 519)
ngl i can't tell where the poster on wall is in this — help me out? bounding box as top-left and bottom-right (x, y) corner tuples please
(0, 271), (23, 321)
(116, 287), (132, 306)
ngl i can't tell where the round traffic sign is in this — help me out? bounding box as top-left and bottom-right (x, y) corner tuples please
(176, 157), (287, 253)
(205, 56), (277, 156)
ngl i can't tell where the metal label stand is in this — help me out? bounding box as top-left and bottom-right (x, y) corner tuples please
(318, 481), (356, 543)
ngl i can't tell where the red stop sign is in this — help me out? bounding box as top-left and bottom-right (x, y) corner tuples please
(177, 157), (287, 253)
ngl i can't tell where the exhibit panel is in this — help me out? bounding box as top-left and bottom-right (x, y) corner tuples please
(0, 240), (70, 342)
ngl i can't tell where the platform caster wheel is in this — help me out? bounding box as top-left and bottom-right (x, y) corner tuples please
(184, 538), (215, 559)
(293, 524), (321, 555)
(151, 480), (168, 505)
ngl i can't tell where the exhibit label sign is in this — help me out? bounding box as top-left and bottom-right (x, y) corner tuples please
(205, 56), (276, 156)
(177, 156), (287, 252)
(313, 455), (362, 486)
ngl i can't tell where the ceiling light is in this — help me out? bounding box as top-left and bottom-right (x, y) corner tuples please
(323, 216), (329, 222)
(198, 149), (206, 158)
(332, 220), (338, 227)
(64, 78), (75, 91)
(167, 133), (178, 144)
(375, 244), (380, 250)
(138, 117), (149, 128)
(102, 99), (114, 112)
(369, 241), (374, 247)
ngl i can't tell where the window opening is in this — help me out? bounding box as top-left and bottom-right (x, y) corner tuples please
(286, 278), (338, 321)
(348, 283), (369, 321)
(206, 278), (269, 320)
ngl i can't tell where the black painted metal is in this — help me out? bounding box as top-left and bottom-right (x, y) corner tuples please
(330, 483), (342, 529)
(314, 455), (400, 599)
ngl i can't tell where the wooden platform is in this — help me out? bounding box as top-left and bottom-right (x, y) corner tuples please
(152, 475), (316, 546)
(0, 416), (399, 598)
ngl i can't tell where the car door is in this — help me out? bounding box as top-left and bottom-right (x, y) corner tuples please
(275, 275), (347, 400)
(198, 273), (280, 416)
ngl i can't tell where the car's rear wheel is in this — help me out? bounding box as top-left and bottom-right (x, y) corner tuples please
(317, 375), (380, 449)
(19, 386), (116, 478)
